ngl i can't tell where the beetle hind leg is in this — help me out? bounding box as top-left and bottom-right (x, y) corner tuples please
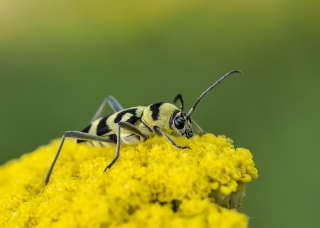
(45, 131), (116, 186)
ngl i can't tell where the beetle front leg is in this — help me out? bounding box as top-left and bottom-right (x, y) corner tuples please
(153, 126), (190, 149)
(190, 118), (217, 136)
(190, 118), (207, 135)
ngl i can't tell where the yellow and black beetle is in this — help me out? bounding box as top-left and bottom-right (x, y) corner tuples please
(45, 70), (242, 185)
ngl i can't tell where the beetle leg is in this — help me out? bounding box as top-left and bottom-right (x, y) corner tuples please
(153, 126), (190, 150)
(104, 122), (148, 171)
(190, 118), (207, 135)
(190, 118), (216, 136)
(91, 96), (123, 123)
(45, 131), (116, 186)
(117, 122), (149, 142)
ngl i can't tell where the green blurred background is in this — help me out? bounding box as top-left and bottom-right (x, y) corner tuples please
(1, 0), (319, 227)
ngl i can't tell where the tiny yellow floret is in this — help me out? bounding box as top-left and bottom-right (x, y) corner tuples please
(220, 186), (232, 195)
(210, 182), (219, 190)
(0, 134), (257, 228)
(241, 174), (252, 183)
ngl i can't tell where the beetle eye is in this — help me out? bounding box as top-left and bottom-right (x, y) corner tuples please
(174, 118), (185, 130)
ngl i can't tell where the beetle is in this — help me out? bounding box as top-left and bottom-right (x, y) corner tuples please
(45, 70), (242, 185)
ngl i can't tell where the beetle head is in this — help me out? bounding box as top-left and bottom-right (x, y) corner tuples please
(172, 114), (193, 139)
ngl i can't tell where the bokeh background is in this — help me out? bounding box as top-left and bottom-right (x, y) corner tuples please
(1, 0), (319, 227)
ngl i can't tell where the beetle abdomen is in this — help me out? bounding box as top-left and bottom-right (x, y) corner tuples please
(76, 106), (146, 147)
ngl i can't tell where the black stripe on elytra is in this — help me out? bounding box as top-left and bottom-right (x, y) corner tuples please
(126, 114), (140, 124)
(169, 109), (180, 129)
(150, 102), (164, 121)
(96, 114), (112, 136)
(77, 124), (91, 143)
(114, 108), (138, 124)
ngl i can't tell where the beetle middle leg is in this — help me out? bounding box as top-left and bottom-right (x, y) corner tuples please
(104, 122), (148, 171)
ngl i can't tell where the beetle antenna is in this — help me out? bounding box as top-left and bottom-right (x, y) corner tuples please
(186, 70), (242, 118)
(173, 94), (185, 119)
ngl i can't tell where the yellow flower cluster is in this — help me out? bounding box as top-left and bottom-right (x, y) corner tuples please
(0, 134), (258, 228)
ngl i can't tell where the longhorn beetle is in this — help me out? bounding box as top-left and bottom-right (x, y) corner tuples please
(45, 70), (242, 185)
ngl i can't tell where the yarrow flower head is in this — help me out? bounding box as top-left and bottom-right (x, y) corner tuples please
(0, 134), (258, 228)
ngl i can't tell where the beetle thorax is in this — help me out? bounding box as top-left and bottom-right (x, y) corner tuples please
(142, 102), (179, 130)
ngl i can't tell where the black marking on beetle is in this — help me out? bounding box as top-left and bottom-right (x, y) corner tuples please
(109, 134), (117, 143)
(150, 102), (164, 121)
(114, 108), (138, 124)
(77, 124), (92, 143)
(96, 114), (112, 136)
(127, 115), (140, 124)
(169, 109), (180, 129)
